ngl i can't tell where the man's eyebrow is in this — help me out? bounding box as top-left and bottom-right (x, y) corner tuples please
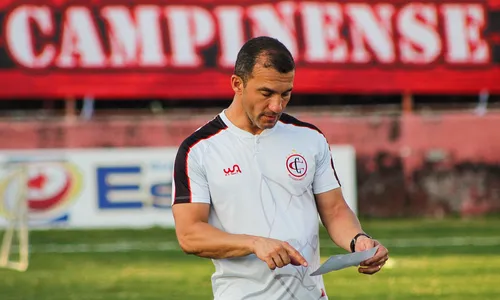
(257, 87), (293, 93)
(257, 87), (276, 93)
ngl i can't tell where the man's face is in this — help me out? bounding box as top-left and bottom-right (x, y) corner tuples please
(240, 63), (294, 132)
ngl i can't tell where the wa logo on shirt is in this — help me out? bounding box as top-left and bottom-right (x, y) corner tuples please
(224, 164), (242, 176)
(286, 151), (308, 180)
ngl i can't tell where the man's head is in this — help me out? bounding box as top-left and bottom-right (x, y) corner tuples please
(230, 36), (295, 133)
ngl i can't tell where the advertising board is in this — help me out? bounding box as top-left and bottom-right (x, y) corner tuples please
(0, 146), (356, 229)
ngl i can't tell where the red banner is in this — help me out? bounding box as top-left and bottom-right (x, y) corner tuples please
(0, 0), (499, 99)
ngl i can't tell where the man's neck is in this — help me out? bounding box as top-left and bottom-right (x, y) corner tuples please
(225, 102), (263, 135)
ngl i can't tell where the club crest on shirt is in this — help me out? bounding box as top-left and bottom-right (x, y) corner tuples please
(286, 151), (308, 180)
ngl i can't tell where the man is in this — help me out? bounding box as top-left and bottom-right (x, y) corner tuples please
(171, 36), (389, 299)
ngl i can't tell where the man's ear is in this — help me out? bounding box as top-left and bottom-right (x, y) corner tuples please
(231, 75), (244, 95)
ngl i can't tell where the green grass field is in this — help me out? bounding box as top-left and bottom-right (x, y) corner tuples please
(1, 217), (500, 300)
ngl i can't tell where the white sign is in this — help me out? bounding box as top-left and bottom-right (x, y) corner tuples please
(0, 146), (356, 229)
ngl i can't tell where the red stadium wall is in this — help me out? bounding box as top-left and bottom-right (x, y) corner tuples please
(0, 112), (498, 218)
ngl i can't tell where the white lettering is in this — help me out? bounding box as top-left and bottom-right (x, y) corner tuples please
(442, 4), (489, 63)
(5, 5), (55, 68)
(165, 6), (216, 67)
(56, 7), (106, 68)
(398, 4), (441, 64)
(214, 6), (245, 68)
(346, 4), (396, 63)
(3, 2), (494, 70)
(301, 2), (347, 63)
(102, 5), (166, 67)
(247, 2), (298, 58)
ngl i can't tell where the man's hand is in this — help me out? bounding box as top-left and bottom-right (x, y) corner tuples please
(355, 236), (389, 275)
(252, 237), (308, 270)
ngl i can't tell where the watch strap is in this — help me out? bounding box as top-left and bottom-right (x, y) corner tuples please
(350, 233), (371, 252)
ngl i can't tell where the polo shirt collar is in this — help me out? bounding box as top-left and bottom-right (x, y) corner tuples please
(220, 110), (277, 138)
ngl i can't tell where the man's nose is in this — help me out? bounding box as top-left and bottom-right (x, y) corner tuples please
(268, 98), (283, 114)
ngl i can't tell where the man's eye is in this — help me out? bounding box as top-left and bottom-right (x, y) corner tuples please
(261, 92), (272, 97)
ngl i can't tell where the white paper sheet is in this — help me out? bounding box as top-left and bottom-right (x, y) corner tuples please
(310, 246), (379, 276)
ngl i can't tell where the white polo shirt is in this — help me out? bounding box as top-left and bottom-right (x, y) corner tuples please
(172, 110), (341, 300)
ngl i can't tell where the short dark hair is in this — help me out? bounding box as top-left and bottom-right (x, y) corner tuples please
(234, 36), (295, 85)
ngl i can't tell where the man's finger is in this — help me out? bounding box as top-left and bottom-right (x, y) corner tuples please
(373, 257), (388, 267)
(361, 247), (388, 266)
(283, 243), (308, 267)
(278, 249), (291, 266)
(361, 255), (386, 266)
(272, 254), (285, 268)
(358, 266), (380, 275)
(358, 262), (385, 275)
(266, 258), (277, 270)
(361, 255), (388, 267)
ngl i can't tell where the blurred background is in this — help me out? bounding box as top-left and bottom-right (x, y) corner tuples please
(0, 0), (499, 299)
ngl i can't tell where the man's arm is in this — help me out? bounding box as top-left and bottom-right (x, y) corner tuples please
(312, 135), (388, 274)
(312, 137), (367, 252)
(314, 188), (365, 252)
(173, 202), (256, 258)
(171, 138), (259, 259)
(172, 202), (308, 269)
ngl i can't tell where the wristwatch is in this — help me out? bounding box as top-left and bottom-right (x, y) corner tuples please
(350, 233), (372, 253)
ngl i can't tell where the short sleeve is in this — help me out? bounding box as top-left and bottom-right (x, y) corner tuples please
(312, 137), (341, 195)
(172, 142), (211, 205)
